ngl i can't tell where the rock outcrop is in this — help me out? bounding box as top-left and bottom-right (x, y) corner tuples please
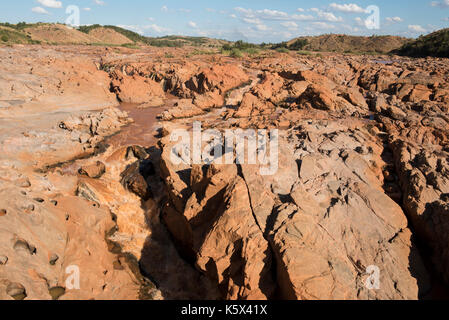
(1, 44), (449, 301)
(158, 121), (430, 299)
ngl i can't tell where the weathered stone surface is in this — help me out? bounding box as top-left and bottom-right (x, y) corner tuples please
(111, 71), (165, 104)
(233, 92), (275, 118)
(298, 84), (351, 111)
(158, 118), (431, 300)
(2, 44), (449, 301)
(160, 99), (205, 121)
(79, 161), (106, 179)
(391, 140), (449, 284)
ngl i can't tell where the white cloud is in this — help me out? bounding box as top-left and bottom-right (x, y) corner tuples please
(354, 17), (364, 26)
(235, 7), (289, 21)
(188, 21), (197, 28)
(83, 8), (91, 11)
(255, 24), (269, 31)
(297, 8), (305, 12)
(32, 7), (50, 14)
(386, 16), (403, 23)
(147, 24), (170, 33)
(117, 24), (170, 35)
(37, 0), (62, 8)
(117, 25), (145, 35)
(234, 6), (342, 24)
(311, 9), (343, 22)
(161, 5), (168, 12)
(94, 0), (105, 5)
(257, 9), (289, 19)
(243, 17), (262, 25)
(281, 21), (298, 29)
(329, 3), (366, 13)
(431, 0), (449, 8)
(291, 14), (315, 21)
(408, 25), (426, 33)
(312, 22), (335, 29)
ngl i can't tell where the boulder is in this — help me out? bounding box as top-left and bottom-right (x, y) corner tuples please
(120, 160), (155, 200)
(79, 161), (106, 179)
(111, 72), (165, 104)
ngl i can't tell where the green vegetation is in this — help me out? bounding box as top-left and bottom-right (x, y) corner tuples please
(276, 47), (290, 53)
(121, 43), (140, 49)
(233, 40), (259, 50)
(270, 39), (308, 51)
(79, 24), (148, 43)
(394, 28), (449, 58)
(269, 34), (409, 54)
(0, 22), (40, 31)
(186, 49), (217, 57)
(289, 39), (308, 50)
(297, 50), (314, 56)
(79, 26), (224, 48)
(157, 35), (208, 46)
(221, 40), (262, 56)
(230, 48), (243, 58)
(147, 39), (185, 47)
(0, 27), (40, 44)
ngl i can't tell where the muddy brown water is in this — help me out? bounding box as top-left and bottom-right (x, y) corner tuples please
(107, 102), (168, 149)
(56, 101), (169, 178)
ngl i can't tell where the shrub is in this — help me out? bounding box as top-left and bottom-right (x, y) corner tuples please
(1, 35), (8, 42)
(289, 39), (308, 50)
(221, 40), (263, 56)
(395, 28), (449, 58)
(230, 48), (243, 58)
(276, 47), (289, 53)
(121, 43), (140, 49)
(245, 47), (260, 55)
(271, 42), (288, 50)
(234, 40), (257, 50)
(297, 50), (313, 56)
(222, 43), (233, 51)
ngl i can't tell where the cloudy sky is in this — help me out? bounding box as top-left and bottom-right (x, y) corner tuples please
(1, 0), (449, 42)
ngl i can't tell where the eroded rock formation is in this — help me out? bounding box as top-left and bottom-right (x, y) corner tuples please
(1, 44), (448, 300)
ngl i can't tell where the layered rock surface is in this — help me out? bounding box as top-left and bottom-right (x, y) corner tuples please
(1, 44), (449, 300)
(146, 51), (449, 300)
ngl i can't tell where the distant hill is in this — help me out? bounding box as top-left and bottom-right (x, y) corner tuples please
(79, 25), (228, 48)
(0, 22), (228, 48)
(78, 24), (145, 44)
(3, 23), (412, 54)
(149, 35), (229, 48)
(23, 23), (102, 44)
(273, 34), (411, 54)
(84, 27), (134, 45)
(394, 28), (449, 58)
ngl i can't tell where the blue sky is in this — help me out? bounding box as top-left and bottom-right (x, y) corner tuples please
(1, 1), (449, 43)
